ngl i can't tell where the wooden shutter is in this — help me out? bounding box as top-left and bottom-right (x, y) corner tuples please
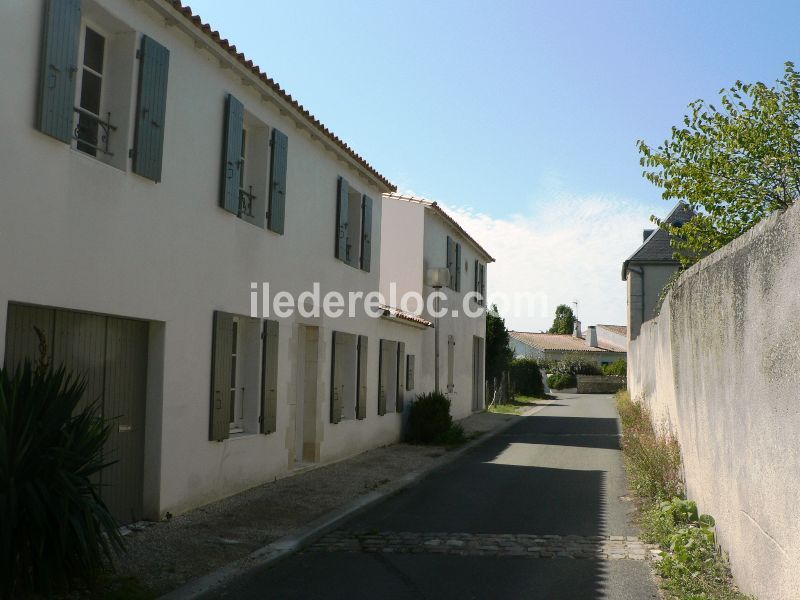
(474, 259), (479, 293)
(455, 243), (462, 292)
(335, 177), (349, 260)
(447, 335), (455, 393)
(220, 94), (244, 214)
(406, 354), (415, 390)
(260, 319), (279, 434)
(330, 331), (343, 423)
(36, 0), (81, 143)
(480, 263), (486, 302)
(356, 335), (368, 420)
(377, 339), (387, 415)
(133, 35), (170, 182)
(268, 128), (288, 234)
(360, 195), (373, 272)
(446, 236), (455, 288)
(210, 311), (233, 441)
(396, 342), (406, 413)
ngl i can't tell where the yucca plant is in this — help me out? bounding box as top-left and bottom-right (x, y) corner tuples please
(0, 361), (124, 597)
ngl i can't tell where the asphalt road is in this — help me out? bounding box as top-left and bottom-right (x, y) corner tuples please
(206, 393), (659, 600)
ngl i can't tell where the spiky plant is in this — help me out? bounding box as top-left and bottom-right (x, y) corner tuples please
(0, 362), (124, 597)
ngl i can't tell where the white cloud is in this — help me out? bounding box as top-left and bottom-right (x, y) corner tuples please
(441, 194), (662, 332)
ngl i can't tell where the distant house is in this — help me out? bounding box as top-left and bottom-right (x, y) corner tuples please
(621, 202), (695, 340)
(509, 323), (627, 367)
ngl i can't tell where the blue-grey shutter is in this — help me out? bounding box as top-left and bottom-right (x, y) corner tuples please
(133, 35), (170, 182)
(480, 263), (486, 302)
(360, 195), (373, 272)
(396, 341), (406, 413)
(335, 177), (349, 260)
(356, 335), (368, 420)
(455, 243), (462, 292)
(446, 236), (455, 288)
(210, 311), (233, 441)
(36, 0), (81, 143)
(268, 128), (288, 234)
(330, 331), (343, 424)
(406, 354), (415, 390)
(260, 319), (279, 434)
(474, 259), (480, 293)
(220, 94), (244, 214)
(377, 339), (387, 416)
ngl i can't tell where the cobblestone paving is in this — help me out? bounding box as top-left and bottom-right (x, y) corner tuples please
(308, 531), (661, 561)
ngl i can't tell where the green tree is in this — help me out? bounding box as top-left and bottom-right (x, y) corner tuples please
(485, 305), (513, 384)
(548, 304), (575, 335)
(638, 61), (800, 267)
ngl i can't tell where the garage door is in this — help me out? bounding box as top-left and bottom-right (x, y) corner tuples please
(4, 303), (148, 524)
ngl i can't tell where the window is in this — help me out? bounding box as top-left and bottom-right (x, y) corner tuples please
(330, 332), (368, 423)
(474, 259), (486, 305)
(209, 312), (279, 441)
(35, 0), (169, 179)
(220, 95), (287, 231)
(75, 26), (107, 157)
(406, 354), (415, 390)
(446, 237), (462, 291)
(378, 340), (406, 415)
(335, 177), (373, 271)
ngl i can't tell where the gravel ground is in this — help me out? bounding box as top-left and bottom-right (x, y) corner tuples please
(113, 411), (523, 596)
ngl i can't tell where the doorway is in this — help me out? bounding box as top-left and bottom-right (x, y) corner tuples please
(294, 325), (320, 465)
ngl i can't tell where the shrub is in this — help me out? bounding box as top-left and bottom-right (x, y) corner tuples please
(550, 358), (602, 377)
(510, 358), (544, 397)
(435, 423), (467, 446)
(405, 392), (453, 444)
(602, 360), (627, 377)
(0, 362), (124, 597)
(547, 373), (576, 389)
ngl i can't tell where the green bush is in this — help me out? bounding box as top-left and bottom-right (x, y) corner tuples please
(602, 360), (627, 376)
(510, 358), (544, 397)
(435, 423), (467, 446)
(0, 362), (124, 597)
(547, 358), (602, 377)
(547, 373), (576, 389)
(405, 392), (453, 444)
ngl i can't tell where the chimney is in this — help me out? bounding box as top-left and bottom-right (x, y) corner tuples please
(586, 325), (598, 348)
(643, 229), (655, 242)
(573, 319), (582, 338)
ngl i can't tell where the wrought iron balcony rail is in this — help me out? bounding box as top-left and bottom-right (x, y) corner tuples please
(73, 106), (116, 156)
(238, 187), (256, 218)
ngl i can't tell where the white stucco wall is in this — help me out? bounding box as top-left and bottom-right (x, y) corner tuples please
(626, 263), (678, 340)
(0, 0), (418, 517)
(628, 203), (800, 600)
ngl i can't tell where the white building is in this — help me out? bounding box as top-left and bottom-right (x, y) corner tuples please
(509, 324), (627, 366)
(380, 193), (494, 420)
(0, 0), (490, 523)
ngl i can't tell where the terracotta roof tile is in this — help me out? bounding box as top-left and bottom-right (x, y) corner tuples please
(380, 305), (433, 328)
(509, 331), (624, 353)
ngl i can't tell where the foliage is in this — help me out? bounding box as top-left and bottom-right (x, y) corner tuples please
(435, 423), (467, 446)
(547, 304), (575, 334)
(602, 360), (627, 377)
(547, 373), (576, 390)
(638, 62), (800, 267)
(545, 358), (602, 377)
(485, 305), (514, 384)
(615, 391), (752, 599)
(510, 358), (545, 397)
(405, 392), (454, 444)
(615, 391), (683, 500)
(0, 362), (124, 597)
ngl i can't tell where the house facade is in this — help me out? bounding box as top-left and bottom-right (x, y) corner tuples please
(380, 194), (494, 420)
(0, 0), (480, 523)
(509, 324), (627, 366)
(621, 202), (694, 340)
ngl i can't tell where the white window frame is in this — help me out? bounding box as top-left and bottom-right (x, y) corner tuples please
(73, 20), (109, 158)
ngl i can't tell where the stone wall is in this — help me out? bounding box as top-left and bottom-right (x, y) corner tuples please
(628, 203), (800, 600)
(575, 375), (626, 394)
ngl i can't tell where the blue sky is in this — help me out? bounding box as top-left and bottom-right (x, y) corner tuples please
(189, 0), (798, 329)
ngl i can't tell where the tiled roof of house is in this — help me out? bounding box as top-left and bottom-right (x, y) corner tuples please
(509, 331), (625, 354)
(157, 1), (394, 191)
(598, 324), (627, 337)
(384, 192), (495, 262)
(621, 202), (695, 279)
(380, 305), (433, 328)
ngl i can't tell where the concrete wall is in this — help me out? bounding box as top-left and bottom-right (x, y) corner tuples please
(628, 203), (800, 600)
(575, 375), (626, 394)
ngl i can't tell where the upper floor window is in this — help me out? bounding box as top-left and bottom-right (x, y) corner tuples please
(335, 177), (373, 272)
(220, 94), (288, 233)
(446, 236), (462, 291)
(35, 0), (170, 181)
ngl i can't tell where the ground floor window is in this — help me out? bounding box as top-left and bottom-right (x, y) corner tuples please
(378, 339), (406, 415)
(331, 331), (368, 423)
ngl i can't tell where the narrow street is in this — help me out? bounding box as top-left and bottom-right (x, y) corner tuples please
(206, 393), (659, 599)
